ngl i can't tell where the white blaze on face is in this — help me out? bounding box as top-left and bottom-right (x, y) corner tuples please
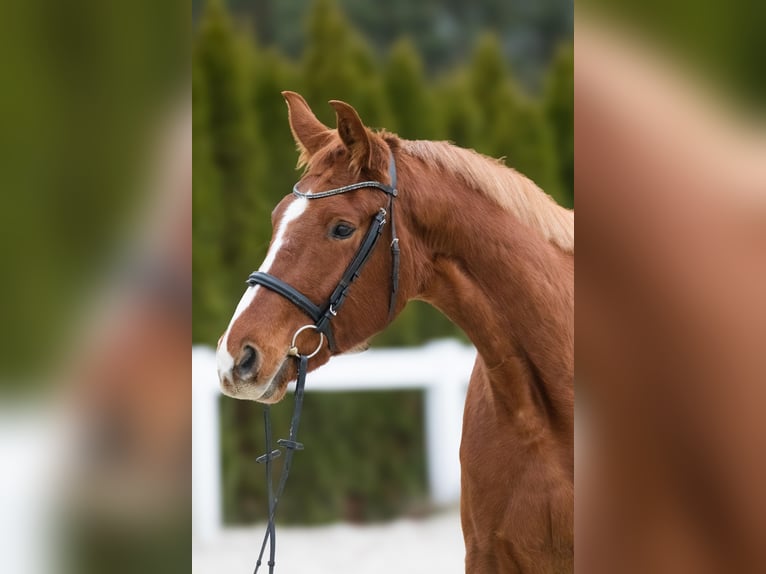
(216, 196), (309, 382)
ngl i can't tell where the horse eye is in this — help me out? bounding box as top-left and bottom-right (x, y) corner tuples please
(331, 222), (356, 239)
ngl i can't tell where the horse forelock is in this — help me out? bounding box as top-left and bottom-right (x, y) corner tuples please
(401, 140), (574, 253)
(298, 129), (398, 180)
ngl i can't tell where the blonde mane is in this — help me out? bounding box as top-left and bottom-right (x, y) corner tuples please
(402, 140), (574, 253)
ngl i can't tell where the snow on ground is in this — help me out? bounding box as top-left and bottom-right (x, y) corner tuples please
(193, 508), (464, 574)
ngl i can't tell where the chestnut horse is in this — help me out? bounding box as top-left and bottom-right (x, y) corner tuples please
(217, 91), (574, 573)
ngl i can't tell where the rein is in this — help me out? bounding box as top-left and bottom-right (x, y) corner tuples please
(248, 149), (400, 573)
(252, 342), (309, 574)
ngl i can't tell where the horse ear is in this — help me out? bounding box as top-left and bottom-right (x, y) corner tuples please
(282, 91), (331, 163)
(329, 99), (371, 170)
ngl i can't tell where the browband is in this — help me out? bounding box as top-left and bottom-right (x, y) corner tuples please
(292, 151), (398, 199)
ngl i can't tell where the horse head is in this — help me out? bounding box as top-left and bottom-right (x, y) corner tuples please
(216, 92), (413, 403)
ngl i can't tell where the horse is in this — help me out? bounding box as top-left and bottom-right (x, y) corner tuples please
(216, 91), (574, 573)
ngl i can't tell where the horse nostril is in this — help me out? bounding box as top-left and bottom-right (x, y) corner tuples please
(236, 344), (259, 378)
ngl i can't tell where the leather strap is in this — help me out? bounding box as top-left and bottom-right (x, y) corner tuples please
(254, 353), (309, 573)
(247, 208), (387, 353)
(248, 271), (336, 351)
(387, 196), (399, 323)
(247, 271), (322, 323)
(316, 208), (387, 336)
(291, 151), (398, 200)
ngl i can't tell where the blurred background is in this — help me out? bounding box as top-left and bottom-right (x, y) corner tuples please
(576, 1), (766, 572)
(192, 0), (571, 571)
(0, 1), (189, 573)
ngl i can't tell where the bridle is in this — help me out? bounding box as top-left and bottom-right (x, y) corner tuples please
(247, 149), (400, 573)
(247, 149), (400, 353)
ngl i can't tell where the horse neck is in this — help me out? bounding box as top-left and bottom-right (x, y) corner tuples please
(400, 155), (574, 432)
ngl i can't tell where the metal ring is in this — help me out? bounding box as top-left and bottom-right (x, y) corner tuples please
(288, 324), (325, 359)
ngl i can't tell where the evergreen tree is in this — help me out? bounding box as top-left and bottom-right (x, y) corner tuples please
(383, 38), (437, 139)
(467, 33), (563, 203)
(490, 86), (563, 204)
(544, 44), (574, 208)
(435, 73), (482, 148)
(302, 0), (390, 128)
(192, 57), (226, 344)
(195, 0), (264, 302)
(249, 48), (302, 212)
(467, 33), (508, 111)
(466, 33), (511, 156)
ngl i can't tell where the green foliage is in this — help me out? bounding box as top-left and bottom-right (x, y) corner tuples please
(193, 0), (571, 525)
(467, 33), (510, 115)
(221, 390), (428, 524)
(544, 44), (574, 207)
(435, 74), (482, 148)
(465, 33), (563, 203)
(490, 85), (563, 205)
(302, 0), (390, 128)
(195, 0), (265, 305)
(192, 56), (226, 341)
(196, 0), (573, 90)
(0, 0), (186, 383)
(383, 39), (437, 139)
(247, 49), (301, 248)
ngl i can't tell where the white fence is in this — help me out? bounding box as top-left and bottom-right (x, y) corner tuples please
(192, 340), (476, 543)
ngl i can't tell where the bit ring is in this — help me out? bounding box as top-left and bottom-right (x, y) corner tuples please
(287, 325), (325, 359)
